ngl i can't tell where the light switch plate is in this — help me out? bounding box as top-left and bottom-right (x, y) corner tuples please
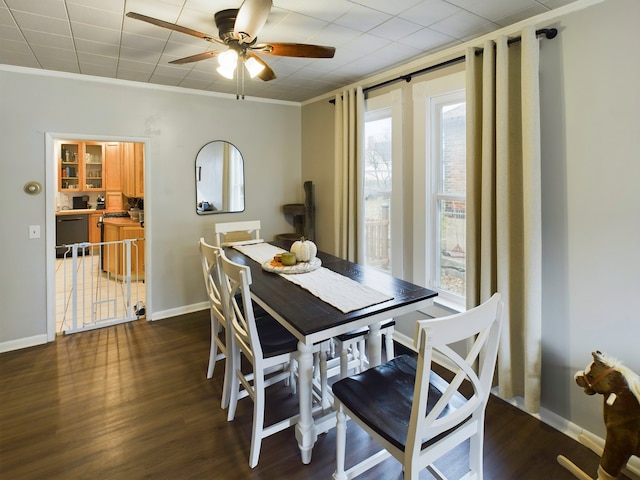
(29, 225), (40, 239)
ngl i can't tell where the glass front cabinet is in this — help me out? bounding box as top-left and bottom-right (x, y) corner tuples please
(59, 141), (105, 192)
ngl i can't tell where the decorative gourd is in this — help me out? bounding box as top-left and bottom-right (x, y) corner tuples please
(291, 237), (317, 262)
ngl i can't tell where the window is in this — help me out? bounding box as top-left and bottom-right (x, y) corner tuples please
(413, 71), (466, 308)
(363, 89), (403, 277)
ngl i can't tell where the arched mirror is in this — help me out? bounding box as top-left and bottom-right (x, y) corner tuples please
(196, 140), (245, 215)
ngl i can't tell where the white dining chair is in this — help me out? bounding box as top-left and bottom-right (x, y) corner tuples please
(198, 238), (233, 409)
(332, 293), (503, 480)
(219, 253), (317, 468)
(213, 220), (261, 247)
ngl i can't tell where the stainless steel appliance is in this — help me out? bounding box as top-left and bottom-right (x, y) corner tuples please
(96, 195), (105, 210)
(56, 215), (88, 257)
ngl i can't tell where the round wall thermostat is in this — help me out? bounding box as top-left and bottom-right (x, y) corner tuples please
(24, 181), (43, 195)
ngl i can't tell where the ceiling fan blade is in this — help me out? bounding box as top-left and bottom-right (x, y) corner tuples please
(169, 51), (221, 65)
(247, 53), (276, 81)
(233, 0), (272, 44)
(253, 42), (335, 58)
(126, 12), (224, 46)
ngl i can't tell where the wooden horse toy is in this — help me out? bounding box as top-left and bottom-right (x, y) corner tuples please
(558, 351), (640, 480)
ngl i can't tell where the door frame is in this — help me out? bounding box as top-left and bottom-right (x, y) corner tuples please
(45, 132), (151, 341)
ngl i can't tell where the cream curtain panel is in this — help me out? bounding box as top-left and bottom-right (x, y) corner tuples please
(465, 26), (542, 413)
(333, 87), (365, 262)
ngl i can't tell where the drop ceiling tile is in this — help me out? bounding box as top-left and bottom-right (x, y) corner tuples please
(71, 22), (121, 44)
(4, 0), (67, 19)
(80, 63), (118, 76)
(429, 10), (498, 40)
(74, 38), (120, 57)
(67, 0), (125, 14)
(11, 11), (70, 36)
(120, 31), (168, 52)
(309, 22), (361, 48)
(0, 49), (40, 67)
(397, 26), (458, 52)
(334, 4), (392, 32)
(349, 0), (424, 16)
(275, 0), (354, 23)
(118, 45), (162, 64)
(0, 37), (32, 54)
(117, 58), (156, 73)
(21, 29), (74, 50)
(369, 16), (424, 41)
(398, 0), (461, 26)
(174, 8), (220, 37)
(125, 0), (182, 22)
(67, 3), (123, 30)
(0, 24), (23, 41)
(0, 7), (16, 27)
(77, 51), (118, 67)
(447, 0), (543, 23)
(117, 68), (152, 82)
(261, 12), (328, 43)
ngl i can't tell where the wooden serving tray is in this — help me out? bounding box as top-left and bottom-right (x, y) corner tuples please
(262, 257), (321, 274)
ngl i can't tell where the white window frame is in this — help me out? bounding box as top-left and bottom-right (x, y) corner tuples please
(412, 71), (466, 310)
(363, 88), (403, 278)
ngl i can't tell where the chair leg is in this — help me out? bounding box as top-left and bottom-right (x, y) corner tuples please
(333, 405), (348, 480)
(207, 313), (218, 379)
(249, 374), (265, 468)
(469, 428), (484, 477)
(227, 348), (241, 421)
(220, 326), (232, 409)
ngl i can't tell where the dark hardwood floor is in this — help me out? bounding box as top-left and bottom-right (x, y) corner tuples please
(0, 312), (611, 479)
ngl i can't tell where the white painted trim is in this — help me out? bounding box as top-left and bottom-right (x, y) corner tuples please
(45, 133), (152, 343)
(0, 64), (300, 107)
(149, 302), (208, 321)
(0, 334), (48, 354)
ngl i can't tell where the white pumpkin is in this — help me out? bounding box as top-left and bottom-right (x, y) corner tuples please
(291, 237), (317, 262)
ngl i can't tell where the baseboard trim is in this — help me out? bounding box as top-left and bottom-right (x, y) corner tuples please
(149, 302), (208, 321)
(0, 334), (48, 354)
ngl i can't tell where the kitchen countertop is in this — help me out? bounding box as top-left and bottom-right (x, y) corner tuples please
(55, 208), (99, 216)
(103, 217), (141, 227)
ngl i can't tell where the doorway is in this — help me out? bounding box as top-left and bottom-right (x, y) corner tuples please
(46, 134), (150, 338)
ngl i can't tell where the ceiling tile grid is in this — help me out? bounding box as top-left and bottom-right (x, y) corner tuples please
(0, 0), (576, 102)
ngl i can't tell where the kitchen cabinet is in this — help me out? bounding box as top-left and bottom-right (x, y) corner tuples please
(104, 142), (122, 191)
(88, 213), (102, 252)
(103, 219), (145, 281)
(59, 141), (105, 192)
(122, 142), (144, 198)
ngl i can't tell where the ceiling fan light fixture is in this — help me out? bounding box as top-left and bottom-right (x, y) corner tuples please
(244, 57), (265, 78)
(218, 49), (238, 67)
(217, 64), (236, 79)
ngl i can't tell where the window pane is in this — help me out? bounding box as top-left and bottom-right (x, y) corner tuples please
(364, 114), (391, 272)
(440, 102), (466, 195)
(438, 199), (466, 297)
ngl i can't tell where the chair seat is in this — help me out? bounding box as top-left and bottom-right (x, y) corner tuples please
(255, 314), (299, 358)
(332, 354), (468, 451)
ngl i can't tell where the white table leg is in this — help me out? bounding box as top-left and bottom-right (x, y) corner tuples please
(295, 340), (316, 464)
(367, 322), (382, 367)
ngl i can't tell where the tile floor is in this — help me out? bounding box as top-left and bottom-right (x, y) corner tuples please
(55, 248), (145, 334)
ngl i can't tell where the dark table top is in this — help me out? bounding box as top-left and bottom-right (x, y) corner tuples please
(224, 241), (438, 344)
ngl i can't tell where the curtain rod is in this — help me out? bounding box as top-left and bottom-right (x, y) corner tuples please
(329, 27), (557, 102)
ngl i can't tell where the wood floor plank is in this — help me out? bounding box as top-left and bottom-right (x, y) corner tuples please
(0, 312), (618, 479)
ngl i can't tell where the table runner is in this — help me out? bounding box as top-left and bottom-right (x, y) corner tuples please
(233, 243), (393, 313)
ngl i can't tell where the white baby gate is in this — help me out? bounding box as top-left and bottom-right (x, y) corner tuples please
(56, 239), (144, 334)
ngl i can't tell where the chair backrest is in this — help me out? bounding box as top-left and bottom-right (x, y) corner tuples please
(198, 237), (225, 323)
(218, 253), (262, 365)
(406, 293), (503, 457)
(213, 220), (261, 247)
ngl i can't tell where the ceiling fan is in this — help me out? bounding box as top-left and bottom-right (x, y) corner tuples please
(126, 0), (335, 98)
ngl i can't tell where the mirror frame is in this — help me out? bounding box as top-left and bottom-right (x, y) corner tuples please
(195, 140), (245, 215)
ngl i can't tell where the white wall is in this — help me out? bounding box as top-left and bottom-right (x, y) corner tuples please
(302, 0), (640, 438)
(0, 70), (303, 349)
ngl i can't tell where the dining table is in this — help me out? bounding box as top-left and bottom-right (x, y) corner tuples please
(223, 240), (438, 464)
